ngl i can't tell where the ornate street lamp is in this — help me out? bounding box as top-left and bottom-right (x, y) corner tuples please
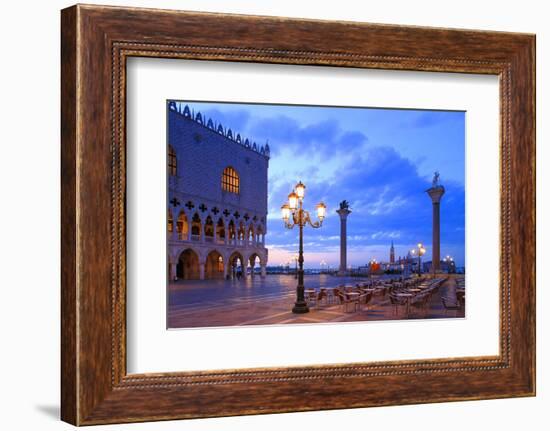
(410, 243), (426, 277)
(281, 181), (326, 313)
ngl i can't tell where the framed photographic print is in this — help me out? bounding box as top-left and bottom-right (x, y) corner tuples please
(61, 4), (535, 425)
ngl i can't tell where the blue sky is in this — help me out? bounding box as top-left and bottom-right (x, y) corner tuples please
(178, 101), (465, 269)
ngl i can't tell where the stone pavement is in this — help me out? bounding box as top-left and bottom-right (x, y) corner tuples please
(168, 276), (464, 329)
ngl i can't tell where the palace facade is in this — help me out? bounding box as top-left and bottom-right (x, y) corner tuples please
(167, 102), (270, 280)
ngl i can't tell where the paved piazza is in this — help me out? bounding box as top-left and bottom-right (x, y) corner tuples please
(168, 274), (463, 329)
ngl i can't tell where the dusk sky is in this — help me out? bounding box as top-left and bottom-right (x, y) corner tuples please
(178, 101), (465, 269)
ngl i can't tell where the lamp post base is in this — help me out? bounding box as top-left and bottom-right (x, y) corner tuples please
(292, 301), (310, 314)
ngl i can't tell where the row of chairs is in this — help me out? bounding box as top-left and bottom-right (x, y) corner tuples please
(388, 278), (445, 317)
(305, 287), (374, 313)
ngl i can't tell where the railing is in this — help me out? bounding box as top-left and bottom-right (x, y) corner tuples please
(191, 234), (200, 241)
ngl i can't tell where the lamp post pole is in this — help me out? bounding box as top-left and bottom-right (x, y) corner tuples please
(444, 255), (454, 273)
(411, 243), (426, 277)
(281, 181), (326, 314)
(295, 200), (306, 311)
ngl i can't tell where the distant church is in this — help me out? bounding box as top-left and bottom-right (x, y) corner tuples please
(366, 241), (416, 274)
(167, 102), (269, 281)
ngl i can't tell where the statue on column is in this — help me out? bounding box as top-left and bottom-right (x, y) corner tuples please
(432, 171), (443, 189)
(339, 200), (350, 210)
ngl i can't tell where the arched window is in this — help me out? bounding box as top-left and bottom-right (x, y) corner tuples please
(204, 216), (214, 240)
(191, 213), (201, 238)
(222, 166), (239, 194)
(177, 212), (188, 240)
(167, 210), (173, 233)
(216, 218), (226, 243)
(168, 145), (177, 176)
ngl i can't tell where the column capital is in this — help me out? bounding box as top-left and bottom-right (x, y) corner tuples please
(426, 185), (445, 203)
(336, 208), (352, 219)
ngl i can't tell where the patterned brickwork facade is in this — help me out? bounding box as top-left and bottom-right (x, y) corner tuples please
(167, 102), (270, 280)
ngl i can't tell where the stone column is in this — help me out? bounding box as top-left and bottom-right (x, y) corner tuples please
(169, 262), (177, 281)
(260, 263), (267, 278)
(171, 224), (178, 241)
(426, 186), (445, 272)
(336, 207), (352, 275)
(199, 262), (205, 280)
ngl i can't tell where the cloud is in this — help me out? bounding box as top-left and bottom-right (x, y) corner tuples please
(267, 144), (465, 266)
(247, 115), (367, 158)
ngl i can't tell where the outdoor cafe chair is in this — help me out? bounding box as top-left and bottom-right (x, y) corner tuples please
(337, 291), (360, 313)
(317, 289), (328, 306)
(389, 293), (408, 315)
(306, 290), (317, 306)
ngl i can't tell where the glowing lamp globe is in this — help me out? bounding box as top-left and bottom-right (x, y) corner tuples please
(316, 202), (327, 220)
(295, 181), (306, 199)
(288, 191), (298, 210)
(281, 204), (290, 221)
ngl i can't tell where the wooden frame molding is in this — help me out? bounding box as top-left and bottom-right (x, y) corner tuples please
(61, 4), (535, 425)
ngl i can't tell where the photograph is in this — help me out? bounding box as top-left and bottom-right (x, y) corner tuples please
(166, 101), (466, 329)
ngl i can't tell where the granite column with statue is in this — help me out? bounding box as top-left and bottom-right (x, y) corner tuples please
(426, 171), (445, 272)
(336, 200), (352, 276)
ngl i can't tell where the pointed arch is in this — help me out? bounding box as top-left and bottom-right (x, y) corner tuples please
(205, 250), (224, 279)
(204, 215), (214, 241)
(216, 218), (226, 244)
(248, 253), (263, 277)
(168, 209), (174, 234)
(228, 219), (236, 244)
(191, 213), (201, 239)
(176, 248), (199, 280)
(228, 251), (245, 279)
(237, 221), (246, 243)
(247, 224), (255, 244)
(256, 224), (265, 244)
(176, 211), (188, 240)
